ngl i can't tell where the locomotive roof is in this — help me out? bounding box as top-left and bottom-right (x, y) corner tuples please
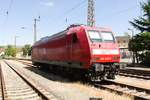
(33, 24), (112, 46)
(34, 29), (67, 46)
(33, 24), (81, 46)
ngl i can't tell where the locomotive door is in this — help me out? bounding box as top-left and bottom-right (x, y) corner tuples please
(67, 33), (80, 62)
(66, 33), (72, 61)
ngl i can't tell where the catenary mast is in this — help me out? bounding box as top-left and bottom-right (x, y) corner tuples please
(87, 0), (95, 26)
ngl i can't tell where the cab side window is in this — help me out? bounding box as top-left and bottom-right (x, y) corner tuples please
(72, 33), (78, 43)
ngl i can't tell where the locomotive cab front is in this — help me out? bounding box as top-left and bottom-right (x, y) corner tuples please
(87, 28), (120, 80)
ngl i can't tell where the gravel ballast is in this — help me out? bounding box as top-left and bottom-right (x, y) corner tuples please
(6, 60), (132, 100)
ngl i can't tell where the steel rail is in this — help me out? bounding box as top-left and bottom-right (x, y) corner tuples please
(0, 63), (7, 99)
(119, 73), (150, 80)
(4, 60), (54, 100)
(120, 69), (150, 77)
(94, 80), (150, 100)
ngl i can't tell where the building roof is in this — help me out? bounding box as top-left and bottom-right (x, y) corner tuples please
(115, 35), (131, 40)
(0, 48), (5, 53)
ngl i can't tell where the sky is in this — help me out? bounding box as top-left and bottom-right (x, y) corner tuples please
(0, 0), (146, 46)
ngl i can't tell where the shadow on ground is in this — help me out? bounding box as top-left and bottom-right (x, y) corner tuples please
(24, 65), (85, 83)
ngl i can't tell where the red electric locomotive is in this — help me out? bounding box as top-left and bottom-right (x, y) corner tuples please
(32, 24), (120, 80)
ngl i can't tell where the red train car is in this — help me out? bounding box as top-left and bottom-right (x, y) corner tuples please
(32, 24), (120, 80)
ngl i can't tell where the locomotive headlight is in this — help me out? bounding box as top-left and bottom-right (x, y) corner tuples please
(92, 57), (100, 62)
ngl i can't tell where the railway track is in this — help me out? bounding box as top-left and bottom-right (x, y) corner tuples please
(0, 60), (57, 100)
(0, 63), (4, 100)
(120, 68), (150, 77)
(94, 80), (150, 100)
(17, 60), (34, 67)
(119, 73), (150, 80)
(119, 67), (150, 80)
(17, 60), (150, 99)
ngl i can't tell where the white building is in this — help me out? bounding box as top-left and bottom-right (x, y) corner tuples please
(0, 48), (5, 56)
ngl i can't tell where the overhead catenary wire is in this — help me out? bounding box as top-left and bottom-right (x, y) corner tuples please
(99, 4), (140, 20)
(0, 0), (14, 30)
(61, 0), (87, 16)
(55, 1), (139, 28)
(33, 0), (87, 35)
(56, 0), (87, 28)
(38, 0), (87, 32)
(8, 0), (14, 12)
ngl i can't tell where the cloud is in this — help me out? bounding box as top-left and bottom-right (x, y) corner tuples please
(44, 2), (54, 7)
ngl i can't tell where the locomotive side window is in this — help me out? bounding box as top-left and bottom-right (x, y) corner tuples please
(72, 33), (78, 43)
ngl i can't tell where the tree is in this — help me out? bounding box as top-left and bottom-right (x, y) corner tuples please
(5, 45), (17, 57)
(22, 44), (32, 56)
(129, 32), (150, 63)
(129, 1), (150, 32)
(0, 46), (4, 48)
(129, 1), (150, 65)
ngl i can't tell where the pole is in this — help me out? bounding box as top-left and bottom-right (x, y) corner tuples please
(14, 36), (17, 58)
(33, 17), (40, 44)
(34, 19), (37, 44)
(131, 30), (135, 65)
(14, 36), (17, 48)
(128, 28), (135, 65)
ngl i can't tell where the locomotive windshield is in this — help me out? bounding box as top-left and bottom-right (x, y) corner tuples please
(88, 31), (102, 42)
(88, 30), (115, 42)
(101, 32), (114, 42)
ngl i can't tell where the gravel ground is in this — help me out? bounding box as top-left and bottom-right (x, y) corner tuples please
(6, 60), (132, 100)
(115, 75), (150, 89)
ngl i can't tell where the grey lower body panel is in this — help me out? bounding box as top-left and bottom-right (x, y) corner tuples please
(32, 59), (84, 69)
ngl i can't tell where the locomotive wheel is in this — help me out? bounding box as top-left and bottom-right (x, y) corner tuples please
(85, 72), (98, 82)
(107, 73), (115, 79)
